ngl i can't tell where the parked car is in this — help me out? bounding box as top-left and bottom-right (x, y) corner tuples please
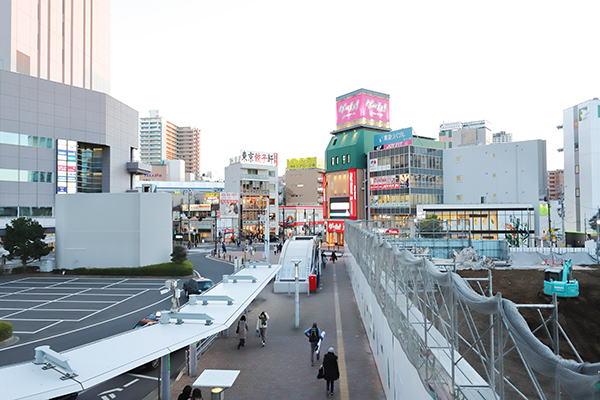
(132, 312), (161, 370)
(182, 277), (215, 298)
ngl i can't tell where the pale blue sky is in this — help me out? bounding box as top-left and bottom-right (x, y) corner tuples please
(111, 0), (600, 178)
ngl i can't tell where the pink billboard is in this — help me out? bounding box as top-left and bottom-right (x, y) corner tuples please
(336, 93), (390, 126)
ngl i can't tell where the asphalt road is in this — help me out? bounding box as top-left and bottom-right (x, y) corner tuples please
(0, 244), (236, 400)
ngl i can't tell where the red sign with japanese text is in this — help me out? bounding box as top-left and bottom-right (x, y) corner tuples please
(327, 220), (345, 233)
(349, 168), (357, 219)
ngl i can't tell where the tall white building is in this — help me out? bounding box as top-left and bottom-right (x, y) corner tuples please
(0, 0), (111, 93)
(563, 98), (600, 232)
(492, 131), (513, 143)
(140, 110), (201, 180)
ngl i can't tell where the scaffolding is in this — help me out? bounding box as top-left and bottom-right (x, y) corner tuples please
(345, 220), (600, 400)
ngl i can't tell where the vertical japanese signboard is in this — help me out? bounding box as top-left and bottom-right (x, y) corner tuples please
(348, 168), (357, 219)
(57, 139), (77, 194)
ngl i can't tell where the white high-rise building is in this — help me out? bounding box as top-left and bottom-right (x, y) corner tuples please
(0, 0), (111, 93)
(563, 98), (600, 232)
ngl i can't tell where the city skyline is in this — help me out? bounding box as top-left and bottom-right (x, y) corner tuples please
(111, 1), (600, 178)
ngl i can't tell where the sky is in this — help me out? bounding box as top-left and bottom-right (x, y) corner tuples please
(110, 0), (600, 179)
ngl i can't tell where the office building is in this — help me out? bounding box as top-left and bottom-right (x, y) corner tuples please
(492, 131), (513, 144)
(140, 110), (201, 180)
(0, 0), (111, 94)
(439, 120), (492, 148)
(367, 128), (444, 224)
(563, 98), (600, 232)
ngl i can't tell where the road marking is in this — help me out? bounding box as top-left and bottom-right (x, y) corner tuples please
(123, 378), (139, 387)
(127, 373), (159, 381)
(332, 263), (349, 400)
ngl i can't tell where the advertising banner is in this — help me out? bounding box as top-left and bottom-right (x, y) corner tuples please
(322, 173), (327, 219)
(56, 139), (77, 194)
(206, 193), (220, 203)
(374, 128), (413, 150)
(349, 168), (357, 219)
(336, 93), (389, 126)
(327, 220), (345, 233)
(240, 150), (278, 166)
(370, 174), (409, 190)
(220, 192), (239, 218)
(287, 157), (324, 170)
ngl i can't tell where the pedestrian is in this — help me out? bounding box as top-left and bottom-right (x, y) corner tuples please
(236, 315), (248, 349)
(304, 322), (321, 366)
(190, 388), (203, 400)
(222, 241), (227, 255)
(321, 252), (327, 268)
(177, 385), (192, 400)
(257, 311), (270, 346)
(331, 251), (338, 263)
(323, 347), (340, 396)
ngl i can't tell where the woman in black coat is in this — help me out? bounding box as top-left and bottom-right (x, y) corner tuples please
(322, 347), (340, 396)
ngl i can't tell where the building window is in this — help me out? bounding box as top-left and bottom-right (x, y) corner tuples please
(268, 171), (276, 177)
(247, 169), (258, 175)
(331, 157), (335, 166)
(456, 175), (462, 182)
(342, 155), (346, 164)
(455, 156), (462, 163)
(347, 154), (350, 163)
(575, 165), (579, 174)
(335, 156), (339, 165)
(576, 188), (580, 197)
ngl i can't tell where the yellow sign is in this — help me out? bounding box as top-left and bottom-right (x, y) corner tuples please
(206, 192), (220, 203)
(287, 157), (324, 170)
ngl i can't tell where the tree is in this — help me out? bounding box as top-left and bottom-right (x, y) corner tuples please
(416, 214), (445, 238)
(588, 208), (600, 232)
(3, 217), (51, 271)
(170, 245), (188, 264)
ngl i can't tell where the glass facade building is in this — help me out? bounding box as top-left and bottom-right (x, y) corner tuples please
(368, 137), (444, 225)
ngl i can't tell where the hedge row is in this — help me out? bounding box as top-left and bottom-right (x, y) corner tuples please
(52, 261), (194, 277)
(0, 321), (13, 341)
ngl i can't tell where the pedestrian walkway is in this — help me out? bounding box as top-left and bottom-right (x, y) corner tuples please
(168, 247), (385, 400)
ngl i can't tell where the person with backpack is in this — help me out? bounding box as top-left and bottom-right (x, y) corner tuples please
(304, 322), (321, 366)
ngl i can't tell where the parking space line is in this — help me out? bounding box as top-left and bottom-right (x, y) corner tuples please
(46, 278), (80, 288)
(101, 279), (129, 289)
(77, 289), (151, 322)
(13, 320), (64, 335)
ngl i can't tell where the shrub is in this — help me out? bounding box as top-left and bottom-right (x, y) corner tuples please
(53, 261), (194, 277)
(0, 321), (13, 341)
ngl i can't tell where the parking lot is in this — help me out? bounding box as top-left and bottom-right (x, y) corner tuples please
(0, 276), (173, 367)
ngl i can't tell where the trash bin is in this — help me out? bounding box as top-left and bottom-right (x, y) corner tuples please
(309, 274), (317, 292)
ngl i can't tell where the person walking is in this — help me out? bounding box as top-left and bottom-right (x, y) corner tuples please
(256, 311), (270, 346)
(304, 322), (321, 366)
(236, 315), (248, 349)
(190, 388), (203, 400)
(331, 251), (338, 264)
(323, 347), (340, 396)
(177, 385), (192, 400)
(222, 241), (227, 255)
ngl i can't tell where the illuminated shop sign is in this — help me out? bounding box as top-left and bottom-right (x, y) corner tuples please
(327, 220), (345, 233)
(349, 168), (357, 219)
(336, 93), (390, 126)
(374, 128), (413, 150)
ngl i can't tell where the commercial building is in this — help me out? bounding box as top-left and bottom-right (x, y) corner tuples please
(367, 128), (444, 228)
(0, 69), (144, 236)
(442, 139), (547, 238)
(324, 89), (391, 244)
(439, 120), (492, 148)
(281, 157), (325, 237)
(224, 151), (279, 239)
(0, 0), (111, 94)
(140, 110), (201, 180)
(492, 131), (513, 144)
(562, 98), (600, 232)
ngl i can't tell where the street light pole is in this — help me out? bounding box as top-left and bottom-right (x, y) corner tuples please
(291, 259), (302, 328)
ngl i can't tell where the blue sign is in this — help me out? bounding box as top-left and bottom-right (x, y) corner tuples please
(374, 127), (413, 150)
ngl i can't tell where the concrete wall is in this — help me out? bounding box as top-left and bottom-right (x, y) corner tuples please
(345, 251), (430, 399)
(55, 193), (172, 269)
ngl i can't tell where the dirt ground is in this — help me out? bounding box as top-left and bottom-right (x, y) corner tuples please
(459, 265), (600, 363)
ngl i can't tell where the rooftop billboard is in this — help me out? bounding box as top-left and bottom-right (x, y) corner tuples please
(336, 90), (390, 131)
